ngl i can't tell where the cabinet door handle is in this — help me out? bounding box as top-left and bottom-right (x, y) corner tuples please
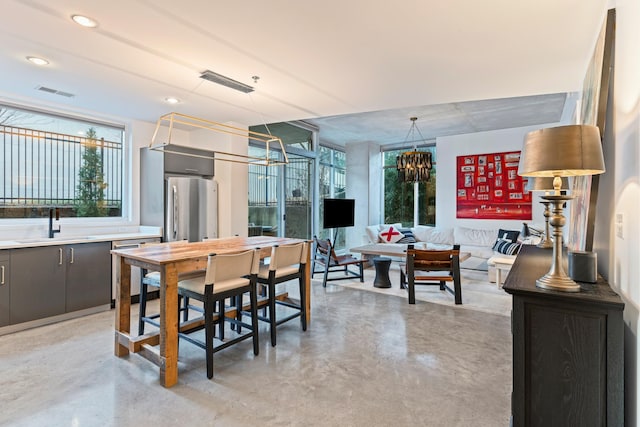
(1, 265), (4, 285)
(69, 248), (74, 264)
(59, 248), (63, 265)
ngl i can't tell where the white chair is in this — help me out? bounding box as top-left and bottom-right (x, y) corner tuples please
(256, 242), (308, 347)
(177, 249), (261, 379)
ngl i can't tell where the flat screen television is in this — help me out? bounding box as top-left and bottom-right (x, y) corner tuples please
(323, 198), (355, 229)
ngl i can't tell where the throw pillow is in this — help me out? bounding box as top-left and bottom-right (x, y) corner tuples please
(497, 228), (520, 243)
(397, 228), (417, 244)
(378, 226), (403, 243)
(493, 239), (522, 255)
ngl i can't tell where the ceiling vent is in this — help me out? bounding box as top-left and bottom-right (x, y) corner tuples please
(36, 86), (75, 98)
(199, 70), (254, 93)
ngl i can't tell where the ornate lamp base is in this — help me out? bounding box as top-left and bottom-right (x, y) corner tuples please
(536, 194), (581, 293)
(536, 272), (580, 292)
(536, 200), (553, 249)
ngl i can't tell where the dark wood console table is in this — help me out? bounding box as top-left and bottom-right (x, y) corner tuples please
(503, 245), (624, 426)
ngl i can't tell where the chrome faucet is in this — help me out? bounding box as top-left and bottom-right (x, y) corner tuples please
(48, 207), (61, 238)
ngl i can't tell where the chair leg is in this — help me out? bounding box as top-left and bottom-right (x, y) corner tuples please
(182, 296), (190, 322)
(408, 275), (416, 305)
(249, 286), (259, 355)
(218, 300), (225, 340)
(453, 269), (462, 305)
(299, 275), (307, 331)
(269, 281), (277, 347)
(138, 282), (148, 336)
(358, 263), (364, 282)
(400, 269), (406, 289)
(322, 260), (330, 288)
(235, 295), (242, 334)
(204, 298), (215, 379)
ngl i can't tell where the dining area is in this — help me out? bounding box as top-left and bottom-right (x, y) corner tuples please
(111, 235), (311, 386)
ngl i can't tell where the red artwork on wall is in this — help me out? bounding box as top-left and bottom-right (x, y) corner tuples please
(456, 151), (532, 220)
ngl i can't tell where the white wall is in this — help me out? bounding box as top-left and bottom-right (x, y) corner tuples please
(189, 124), (249, 238)
(345, 141), (382, 248)
(607, 1), (640, 424)
(435, 124), (565, 232)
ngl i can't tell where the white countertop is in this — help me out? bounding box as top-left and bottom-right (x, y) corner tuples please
(0, 229), (162, 249)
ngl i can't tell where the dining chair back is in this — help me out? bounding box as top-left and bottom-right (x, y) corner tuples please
(177, 249), (261, 379)
(257, 242), (308, 346)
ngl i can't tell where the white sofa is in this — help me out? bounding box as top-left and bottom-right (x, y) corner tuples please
(363, 224), (505, 272)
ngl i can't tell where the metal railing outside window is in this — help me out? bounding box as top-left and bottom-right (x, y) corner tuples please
(0, 124), (123, 218)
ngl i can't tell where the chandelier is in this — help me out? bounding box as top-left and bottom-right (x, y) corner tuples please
(396, 117), (433, 182)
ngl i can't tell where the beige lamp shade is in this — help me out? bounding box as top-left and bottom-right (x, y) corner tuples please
(525, 176), (569, 192)
(518, 124), (605, 177)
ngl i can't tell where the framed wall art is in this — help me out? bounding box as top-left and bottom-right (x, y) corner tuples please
(456, 150), (532, 220)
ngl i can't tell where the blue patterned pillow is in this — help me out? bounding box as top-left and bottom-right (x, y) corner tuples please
(493, 239), (522, 255)
(397, 228), (417, 244)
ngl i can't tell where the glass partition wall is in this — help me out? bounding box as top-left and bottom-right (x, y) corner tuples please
(248, 122), (315, 240)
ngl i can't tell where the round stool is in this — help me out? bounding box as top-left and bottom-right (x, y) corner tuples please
(373, 257), (392, 288)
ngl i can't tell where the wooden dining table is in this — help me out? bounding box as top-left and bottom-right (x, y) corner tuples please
(111, 235), (310, 387)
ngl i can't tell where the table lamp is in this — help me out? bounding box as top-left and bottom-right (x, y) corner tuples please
(525, 176), (569, 249)
(518, 124), (605, 292)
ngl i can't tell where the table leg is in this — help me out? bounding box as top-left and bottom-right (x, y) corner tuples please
(114, 256), (131, 357)
(160, 264), (179, 387)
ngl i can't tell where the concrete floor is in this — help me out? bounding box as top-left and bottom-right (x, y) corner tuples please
(0, 281), (512, 427)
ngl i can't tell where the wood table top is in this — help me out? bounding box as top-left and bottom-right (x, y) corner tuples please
(111, 236), (308, 265)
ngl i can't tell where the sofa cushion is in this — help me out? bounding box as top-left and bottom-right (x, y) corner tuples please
(497, 228), (520, 243)
(365, 223), (402, 243)
(412, 225), (454, 245)
(397, 228), (417, 244)
(454, 226), (497, 247)
(492, 240), (522, 255)
(379, 225), (404, 243)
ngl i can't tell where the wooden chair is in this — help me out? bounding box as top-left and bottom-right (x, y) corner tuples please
(177, 249), (261, 379)
(311, 236), (364, 287)
(256, 242), (308, 347)
(401, 244), (462, 305)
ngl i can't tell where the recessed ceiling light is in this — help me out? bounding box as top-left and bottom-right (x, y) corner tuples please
(26, 56), (49, 66)
(164, 97), (180, 104)
(71, 14), (98, 28)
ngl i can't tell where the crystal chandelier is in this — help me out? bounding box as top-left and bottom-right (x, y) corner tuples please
(396, 117), (433, 182)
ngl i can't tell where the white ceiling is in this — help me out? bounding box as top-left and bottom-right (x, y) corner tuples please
(1, 0), (609, 146)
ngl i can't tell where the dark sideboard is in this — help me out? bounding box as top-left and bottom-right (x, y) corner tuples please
(503, 245), (624, 427)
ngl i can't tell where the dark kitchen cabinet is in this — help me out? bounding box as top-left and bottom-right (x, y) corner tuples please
(503, 245), (624, 427)
(0, 251), (10, 327)
(65, 241), (111, 312)
(9, 241), (112, 325)
(10, 245), (66, 324)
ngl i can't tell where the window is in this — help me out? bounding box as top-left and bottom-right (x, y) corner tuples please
(0, 104), (123, 219)
(319, 146), (347, 248)
(383, 146), (436, 227)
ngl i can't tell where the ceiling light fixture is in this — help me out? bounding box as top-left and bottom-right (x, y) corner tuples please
(396, 117), (433, 183)
(26, 56), (49, 66)
(164, 97), (180, 104)
(71, 14), (98, 28)
(150, 112), (288, 166)
(199, 70), (254, 93)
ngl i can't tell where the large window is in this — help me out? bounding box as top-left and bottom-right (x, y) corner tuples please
(248, 122), (315, 240)
(319, 146), (347, 248)
(0, 104), (123, 219)
(383, 147), (436, 227)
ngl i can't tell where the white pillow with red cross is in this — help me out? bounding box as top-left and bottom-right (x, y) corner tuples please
(378, 226), (403, 243)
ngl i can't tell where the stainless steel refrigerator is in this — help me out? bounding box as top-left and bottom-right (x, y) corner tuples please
(165, 176), (217, 241)
(140, 145), (218, 242)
